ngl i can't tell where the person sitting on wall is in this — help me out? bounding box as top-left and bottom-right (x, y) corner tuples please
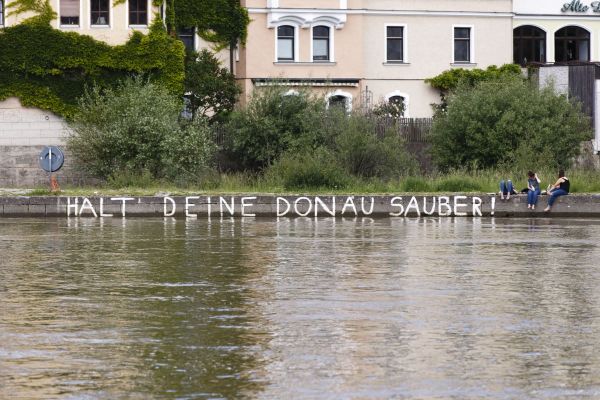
(526, 171), (541, 210)
(544, 169), (570, 212)
(499, 179), (518, 200)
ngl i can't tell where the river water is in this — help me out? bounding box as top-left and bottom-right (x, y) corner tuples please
(1, 217), (600, 399)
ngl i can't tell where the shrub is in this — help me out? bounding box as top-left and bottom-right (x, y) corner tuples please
(68, 77), (216, 181)
(266, 148), (349, 190)
(224, 86), (327, 170)
(332, 115), (419, 179)
(430, 76), (592, 171)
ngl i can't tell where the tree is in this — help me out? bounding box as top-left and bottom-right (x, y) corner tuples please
(184, 50), (240, 121)
(68, 78), (215, 180)
(430, 76), (592, 171)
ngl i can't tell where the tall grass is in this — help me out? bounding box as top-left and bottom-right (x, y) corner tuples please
(55, 167), (600, 195)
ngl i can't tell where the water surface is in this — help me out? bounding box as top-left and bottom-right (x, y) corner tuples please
(2, 217), (600, 399)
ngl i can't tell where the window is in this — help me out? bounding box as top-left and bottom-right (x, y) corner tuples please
(129, 0), (147, 26)
(91, 0), (109, 25)
(513, 25), (546, 65)
(178, 27), (195, 52)
(453, 27), (472, 63)
(60, 0), (80, 26)
(388, 95), (406, 117)
(329, 95), (347, 110)
(277, 25), (295, 62)
(555, 26), (590, 62)
(386, 26), (404, 62)
(0, 0), (4, 26)
(327, 91), (352, 112)
(313, 26), (330, 61)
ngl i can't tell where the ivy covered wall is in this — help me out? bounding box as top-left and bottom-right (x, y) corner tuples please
(0, 20), (184, 118)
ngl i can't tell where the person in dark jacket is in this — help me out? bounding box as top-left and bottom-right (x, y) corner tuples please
(544, 170), (570, 212)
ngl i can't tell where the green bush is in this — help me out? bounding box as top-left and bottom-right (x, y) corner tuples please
(68, 78), (216, 181)
(266, 148), (349, 190)
(431, 76), (592, 171)
(333, 115), (418, 178)
(224, 86), (328, 170)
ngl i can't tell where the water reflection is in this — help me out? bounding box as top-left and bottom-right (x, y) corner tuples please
(2, 217), (600, 399)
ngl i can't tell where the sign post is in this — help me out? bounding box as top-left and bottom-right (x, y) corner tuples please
(39, 146), (65, 192)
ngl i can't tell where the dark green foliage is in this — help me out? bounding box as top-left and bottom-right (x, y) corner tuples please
(184, 49), (240, 121)
(170, 0), (249, 47)
(225, 87), (328, 170)
(68, 78), (215, 180)
(0, 20), (185, 117)
(267, 148), (349, 190)
(332, 115), (419, 178)
(227, 86), (419, 189)
(431, 76), (592, 171)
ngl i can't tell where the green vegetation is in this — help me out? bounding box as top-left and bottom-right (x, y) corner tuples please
(67, 78), (215, 182)
(0, 20), (185, 118)
(222, 87), (418, 189)
(1, 0), (248, 119)
(426, 64), (522, 108)
(430, 76), (592, 171)
(184, 50), (240, 121)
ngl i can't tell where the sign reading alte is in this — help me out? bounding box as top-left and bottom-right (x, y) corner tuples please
(561, 0), (600, 12)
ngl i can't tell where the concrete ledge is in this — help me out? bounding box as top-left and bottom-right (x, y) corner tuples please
(0, 194), (598, 218)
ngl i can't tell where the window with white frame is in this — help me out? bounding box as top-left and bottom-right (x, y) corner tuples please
(277, 25), (295, 62)
(386, 26), (404, 62)
(388, 95), (405, 117)
(453, 26), (472, 63)
(0, 0), (4, 26)
(91, 0), (109, 25)
(129, 0), (147, 25)
(313, 26), (330, 61)
(60, 0), (80, 26)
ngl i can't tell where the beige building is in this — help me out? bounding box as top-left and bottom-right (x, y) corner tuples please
(238, 0), (514, 117)
(1, 0), (158, 45)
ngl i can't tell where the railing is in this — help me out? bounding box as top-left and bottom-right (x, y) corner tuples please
(373, 117), (433, 143)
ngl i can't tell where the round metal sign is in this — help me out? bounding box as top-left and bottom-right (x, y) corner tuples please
(39, 146), (65, 173)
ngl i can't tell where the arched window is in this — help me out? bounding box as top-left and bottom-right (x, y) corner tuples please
(329, 95), (347, 109)
(555, 26), (590, 62)
(277, 25), (295, 62)
(313, 26), (330, 61)
(513, 25), (546, 65)
(327, 91), (352, 112)
(387, 95), (406, 117)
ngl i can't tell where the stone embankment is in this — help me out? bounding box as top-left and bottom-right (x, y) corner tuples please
(0, 194), (599, 218)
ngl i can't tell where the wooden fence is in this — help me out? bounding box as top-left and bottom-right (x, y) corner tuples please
(213, 117), (433, 147)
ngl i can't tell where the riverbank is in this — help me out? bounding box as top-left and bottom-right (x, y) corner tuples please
(1, 194), (600, 218)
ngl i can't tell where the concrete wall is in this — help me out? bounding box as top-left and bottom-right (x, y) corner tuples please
(0, 98), (84, 187)
(0, 194), (598, 218)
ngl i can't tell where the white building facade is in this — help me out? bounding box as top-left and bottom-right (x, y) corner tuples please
(513, 0), (600, 152)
